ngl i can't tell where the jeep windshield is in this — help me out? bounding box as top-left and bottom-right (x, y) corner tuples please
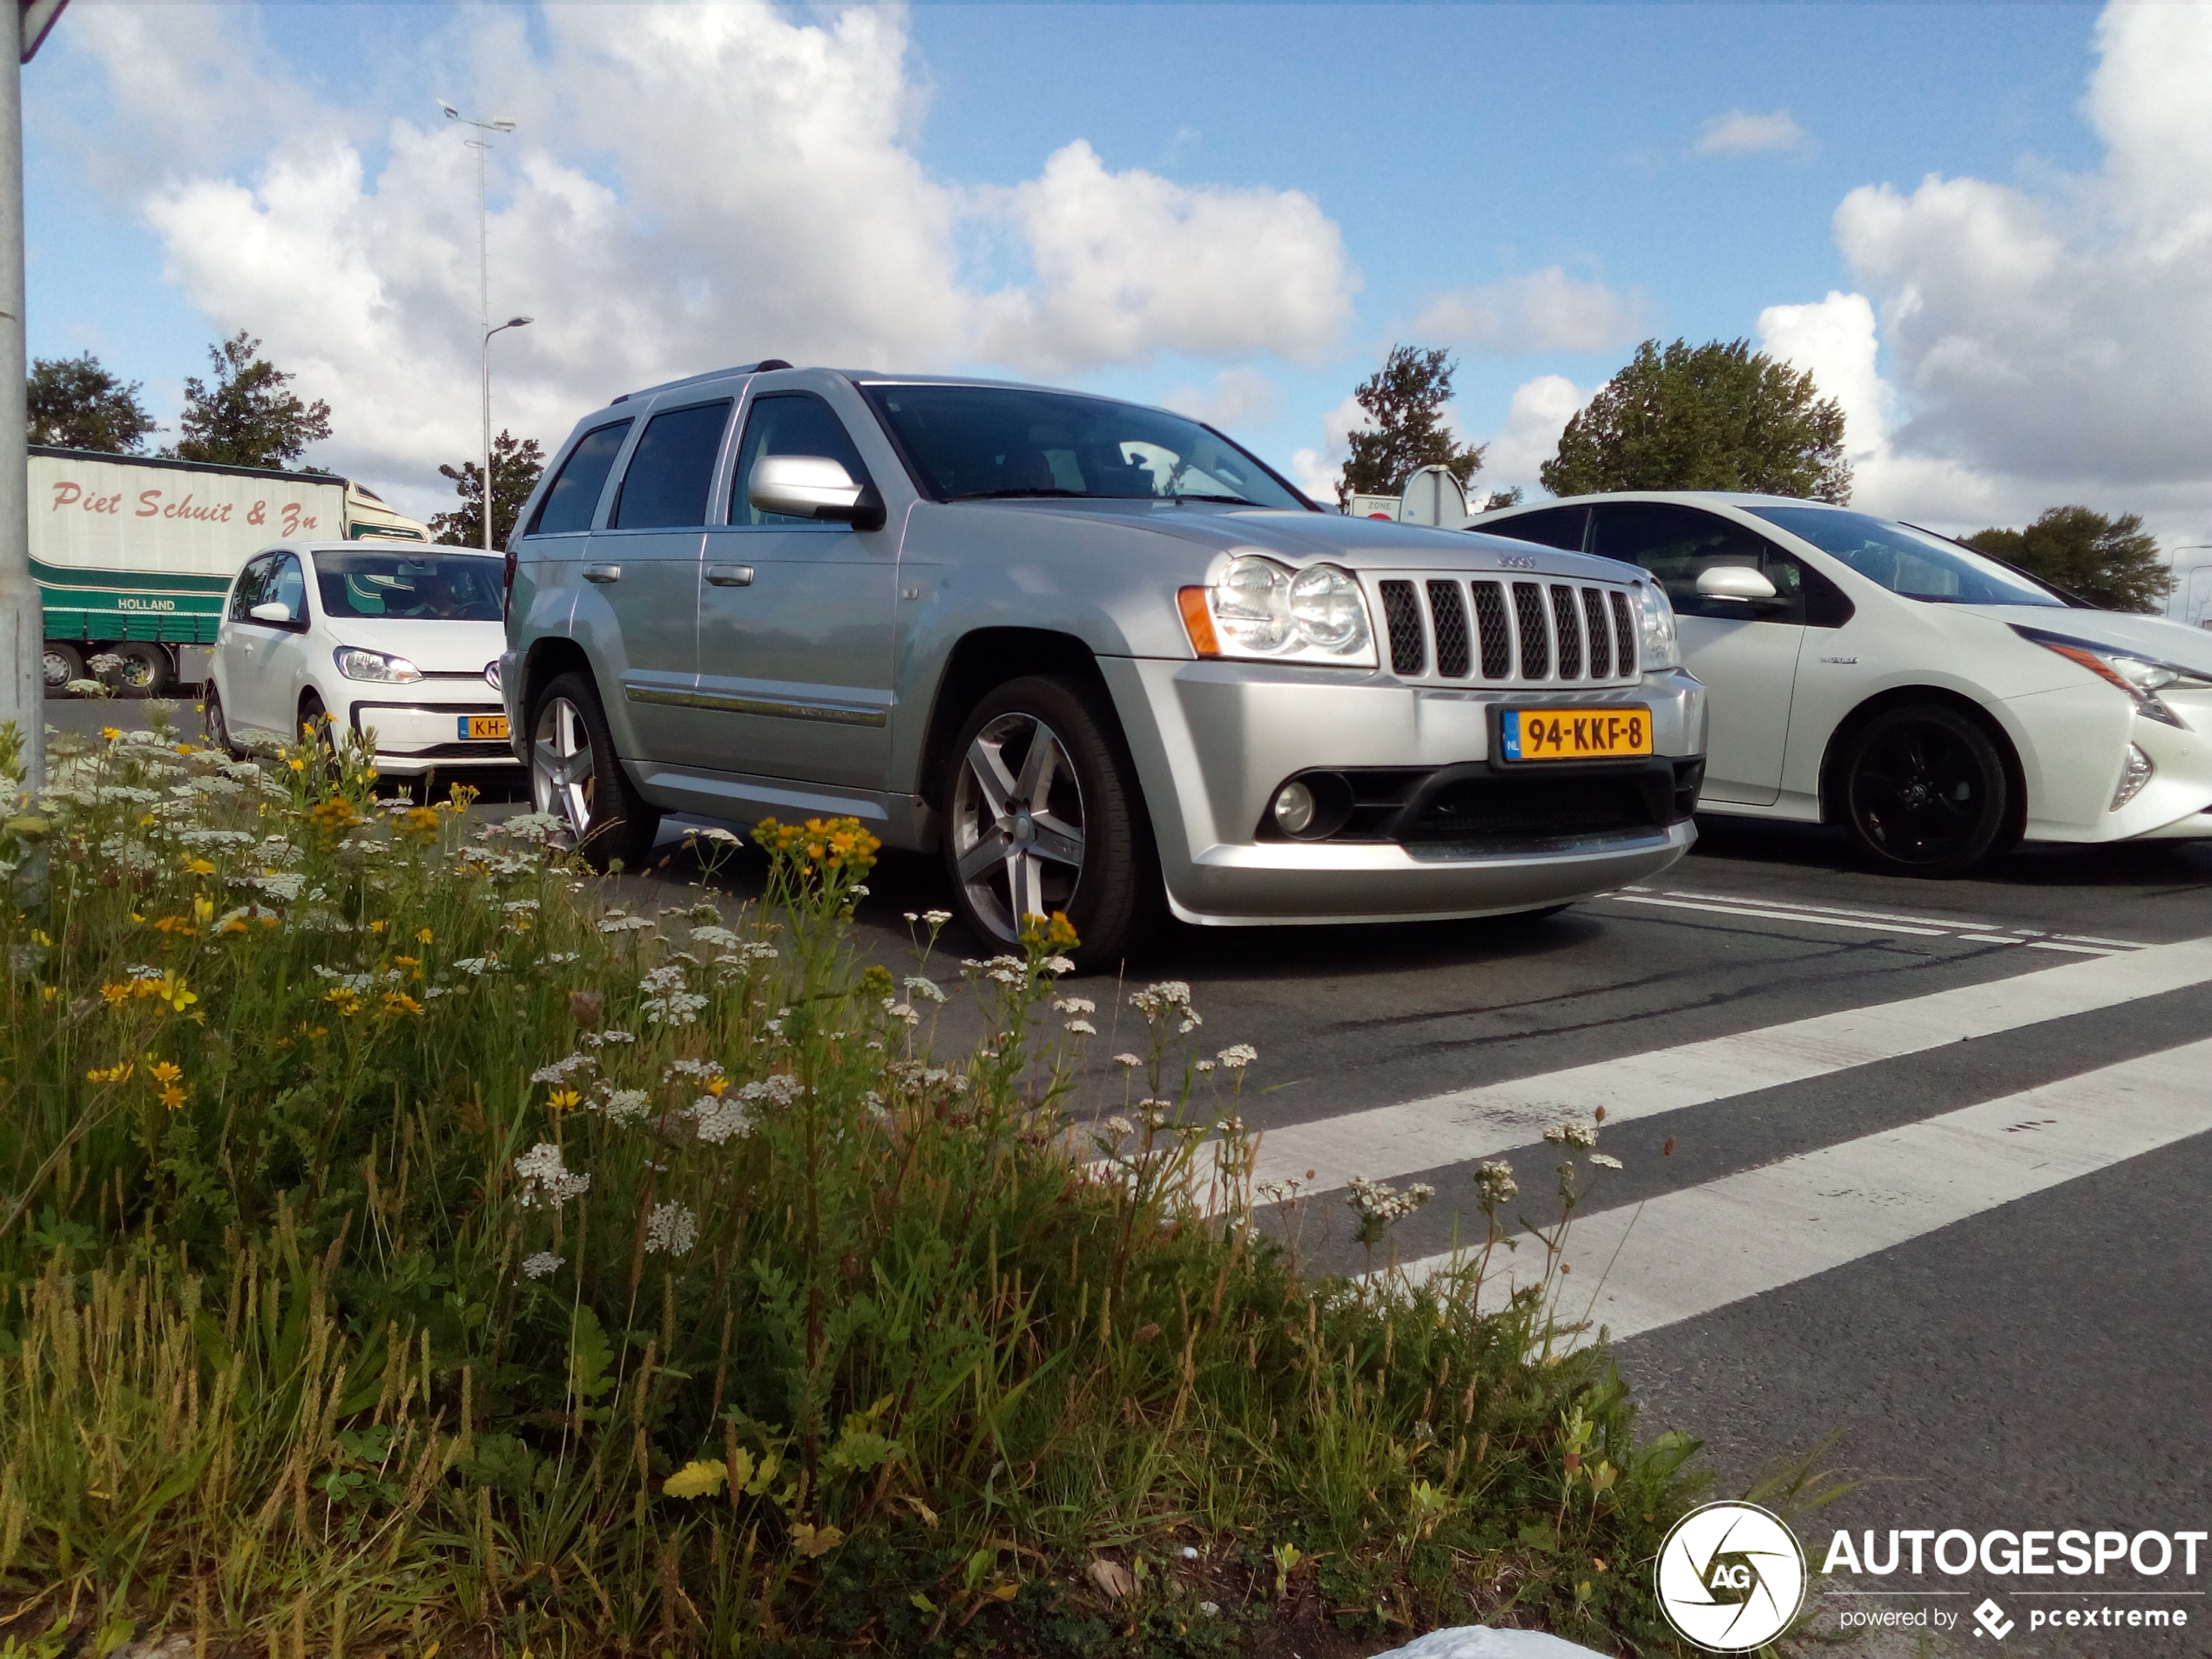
(860, 383), (1312, 510)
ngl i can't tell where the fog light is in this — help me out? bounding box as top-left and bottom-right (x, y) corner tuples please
(2112, 743), (2154, 811)
(1272, 779), (1317, 836)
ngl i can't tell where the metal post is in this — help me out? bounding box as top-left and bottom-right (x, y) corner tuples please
(0, 17), (41, 791)
(471, 136), (489, 554)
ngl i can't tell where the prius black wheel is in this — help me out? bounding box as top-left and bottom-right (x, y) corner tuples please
(1841, 704), (2014, 878)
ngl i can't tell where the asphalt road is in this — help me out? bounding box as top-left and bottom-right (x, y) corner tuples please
(51, 691), (2212, 1656)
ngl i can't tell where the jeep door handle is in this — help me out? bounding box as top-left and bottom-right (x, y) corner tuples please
(583, 563), (622, 583)
(705, 564), (754, 588)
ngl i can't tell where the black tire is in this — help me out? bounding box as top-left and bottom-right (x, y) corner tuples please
(940, 675), (1158, 974)
(203, 684), (240, 758)
(43, 643), (84, 696)
(1840, 704), (2015, 878)
(528, 671), (661, 871)
(113, 641), (171, 698)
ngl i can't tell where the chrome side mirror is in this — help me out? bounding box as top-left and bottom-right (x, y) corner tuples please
(1695, 565), (1779, 603)
(249, 600), (298, 624)
(749, 455), (886, 531)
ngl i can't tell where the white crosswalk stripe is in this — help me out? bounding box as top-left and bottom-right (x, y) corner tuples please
(1598, 885), (2150, 951)
(1396, 1035), (2212, 1342)
(1247, 934), (2212, 1195)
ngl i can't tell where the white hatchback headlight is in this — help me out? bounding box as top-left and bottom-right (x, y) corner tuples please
(334, 646), (423, 684)
(1180, 555), (1377, 667)
(1635, 580), (1681, 671)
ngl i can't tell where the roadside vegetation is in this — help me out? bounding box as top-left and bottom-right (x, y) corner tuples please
(0, 714), (1706, 1657)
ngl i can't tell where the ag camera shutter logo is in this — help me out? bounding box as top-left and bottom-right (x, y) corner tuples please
(1655, 1501), (1807, 1651)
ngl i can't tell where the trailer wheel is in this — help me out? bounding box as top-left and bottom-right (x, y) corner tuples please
(112, 642), (172, 698)
(43, 643), (84, 695)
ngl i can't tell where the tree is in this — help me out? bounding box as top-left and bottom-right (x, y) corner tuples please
(1338, 345), (1486, 509)
(28, 353), (157, 453)
(1965, 506), (2171, 614)
(430, 430), (547, 550)
(1540, 337), (1851, 503)
(167, 331), (334, 470)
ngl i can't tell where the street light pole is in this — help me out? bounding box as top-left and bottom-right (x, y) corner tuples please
(1, 2), (69, 792)
(438, 102), (515, 551)
(482, 317), (530, 552)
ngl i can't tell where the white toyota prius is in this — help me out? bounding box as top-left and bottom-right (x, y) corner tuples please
(1474, 492), (2212, 875)
(206, 541), (518, 778)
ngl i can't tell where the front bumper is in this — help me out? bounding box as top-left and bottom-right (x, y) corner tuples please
(1103, 657), (1707, 924)
(349, 697), (522, 775)
(2005, 682), (2212, 842)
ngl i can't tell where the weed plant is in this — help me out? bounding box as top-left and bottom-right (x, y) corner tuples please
(0, 717), (1705, 1656)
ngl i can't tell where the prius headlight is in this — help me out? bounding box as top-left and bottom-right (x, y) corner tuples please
(2013, 625), (2211, 728)
(334, 646), (423, 684)
(1178, 555), (1377, 666)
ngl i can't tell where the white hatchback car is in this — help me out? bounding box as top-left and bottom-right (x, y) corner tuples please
(206, 541), (517, 778)
(1475, 493), (2212, 875)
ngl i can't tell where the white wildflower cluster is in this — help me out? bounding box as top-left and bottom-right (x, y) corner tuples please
(502, 899), (540, 920)
(890, 1060), (957, 1094)
(1588, 1152), (1623, 1170)
(489, 812), (569, 848)
(663, 1058), (725, 1083)
(1130, 981), (1201, 1034)
(1112, 1053), (1143, 1069)
(513, 1143), (590, 1211)
(451, 956), (501, 976)
(250, 872), (305, 902)
(543, 951), (580, 966)
(601, 1088), (652, 1125)
(1134, 1098), (1174, 1132)
(880, 996), (920, 1028)
(522, 1251), (565, 1280)
(745, 1073), (806, 1109)
(902, 908), (953, 927)
(639, 964), (708, 1027)
(1053, 994), (1097, 1035)
(1474, 1161), (1519, 1205)
(963, 955), (1027, 986)
(1097, 1115), (1135, 1140)
(1542, 1122), (1599, 1150)
(690, 925), (744, 951)
(178, 827), (255, 850)
(531, 1053), (595, 1085)
(644, 1201), (699, 1256)
(597, 912), (657, 936)
(1041, 954), (1076, 977)
(1346, 1176), (1435, 1227)
(585, 1028), (635, 1049)
(688, 1092), (753, 1144)
(903, 975), (947, 1005)
(1216, 1044), (1258, 1070)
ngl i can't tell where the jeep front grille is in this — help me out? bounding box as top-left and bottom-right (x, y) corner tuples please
(1371, 575), (1642, 688)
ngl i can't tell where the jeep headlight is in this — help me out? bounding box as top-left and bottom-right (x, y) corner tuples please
(1636, 580), (1681, 671)
(334, 646), (423, 684)
(1179, 555), (1377, 666)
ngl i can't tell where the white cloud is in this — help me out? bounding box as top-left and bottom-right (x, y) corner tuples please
(61, 4), (1359, 513)
(1288, 392), (1369, 502)
(1816, 2), (2212, 539)
(1476, 374), (1588, 494)
(1415, 267), (1642, 355)
(1162, 366), (1282, 431)
(1694, 109), (1810, 158)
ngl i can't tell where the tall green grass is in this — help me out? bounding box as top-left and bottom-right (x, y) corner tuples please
(0, 714), (1705, 1656)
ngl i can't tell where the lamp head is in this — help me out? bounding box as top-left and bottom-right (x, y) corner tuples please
(508, 316), (534, 329)
(438, 100), (460, 119)
(493, 117), (517, 131)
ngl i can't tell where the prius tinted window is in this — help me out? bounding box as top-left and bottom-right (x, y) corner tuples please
(612, 401), (732, 529)
(529, 420), (632, 536)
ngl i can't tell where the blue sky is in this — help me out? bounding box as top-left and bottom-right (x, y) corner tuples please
(28, 2), (2205, 541)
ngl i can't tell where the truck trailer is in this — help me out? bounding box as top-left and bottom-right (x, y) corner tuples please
(34, 447), (432, 697)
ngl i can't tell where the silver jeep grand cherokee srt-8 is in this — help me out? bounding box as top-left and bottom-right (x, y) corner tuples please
(500, 364), (1706, 970)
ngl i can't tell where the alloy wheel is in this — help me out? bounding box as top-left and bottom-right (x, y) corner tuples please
(1852, 718), (1987, 866)
(532, 695), (597, 843)
(949, 711), (1088, 941)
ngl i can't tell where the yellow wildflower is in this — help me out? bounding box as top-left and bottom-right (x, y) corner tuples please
(545, 1087), (581, 1112)
(368, 919), (388, 934)
(324, 988), (362, 1016)
(84, 1062), (134, 1084)
(100, 982), (132, 1009)
(101, 725), (121, 741)
(192, 896), (214, 925)
(158, 1083), (188, 1110)
(380, 991), (424, 1018)
(415, 927), (434, 944)
(183, 857), (217, 877)
(153, 972), (197, 1013)
(147, 1060), (183, 1084)
(287, 758), (307, 772)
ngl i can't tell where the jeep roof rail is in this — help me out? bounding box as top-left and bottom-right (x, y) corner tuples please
(611, 359), (792, 404)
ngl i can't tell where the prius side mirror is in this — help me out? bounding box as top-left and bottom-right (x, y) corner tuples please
(1695, 565), (1780, 604)
(749, 455), (887, 532)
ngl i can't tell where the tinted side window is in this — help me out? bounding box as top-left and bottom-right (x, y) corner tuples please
(1481, 505), (1587, 552)
(528, 420), (633, 536)
(610, 401), (732, 529)
(1590, 503), (1804, 624)
(229, 555), (274, 621)
(730, 394), (873, 527)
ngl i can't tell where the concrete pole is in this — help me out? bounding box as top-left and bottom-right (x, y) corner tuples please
(0, 20), (43, 792)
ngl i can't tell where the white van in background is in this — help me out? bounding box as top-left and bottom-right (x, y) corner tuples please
(2165, 544), (2212, 631)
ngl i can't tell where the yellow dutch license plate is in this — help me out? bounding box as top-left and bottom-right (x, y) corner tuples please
(1502, 707), (1652, 762)
(460, 714), (509, 740)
